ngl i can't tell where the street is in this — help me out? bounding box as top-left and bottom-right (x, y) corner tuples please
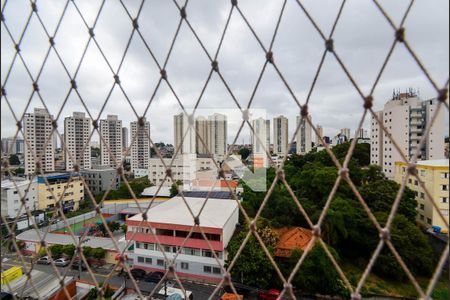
(1, 256), (223, 300)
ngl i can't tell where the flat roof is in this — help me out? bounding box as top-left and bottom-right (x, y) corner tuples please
(416, 159), (449, 167)
(4, 269), (74, 299)
(128, 196), (238, 229)
(1, 179), (31, 189)
(16, 230), (127, 252)
(141, 186), (171, 197)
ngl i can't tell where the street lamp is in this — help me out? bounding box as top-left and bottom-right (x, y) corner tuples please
(78, 235), (90, 280)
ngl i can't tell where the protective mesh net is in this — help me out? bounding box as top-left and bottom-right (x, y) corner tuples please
(1, 0), (449, 299)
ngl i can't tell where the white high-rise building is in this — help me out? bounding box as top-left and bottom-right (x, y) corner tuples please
(174, 113), (196, 155)
(340, 128), (351, 140)
(273, 115), (289, 156)
(64, 112), (91, 171)
(130, 117), (151, 172)
(316, 125), (323, 146)
(122, 127), (129, 152)
(195, 116), (210, 155)
(252, 118), (270, 168)
(371, 91), (445, 178)
(296, 116), (312, 155)
(208, 113), (227, 156)
(100, 115), (123, 168)
(24, 108), (55, 174)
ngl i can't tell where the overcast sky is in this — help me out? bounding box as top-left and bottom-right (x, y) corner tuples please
(1, 0), (448, 147)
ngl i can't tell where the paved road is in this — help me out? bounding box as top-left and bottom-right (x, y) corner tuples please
(1, 257), (222, 300)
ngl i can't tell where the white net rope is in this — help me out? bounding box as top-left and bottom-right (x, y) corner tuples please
(1, 0), (448, 299)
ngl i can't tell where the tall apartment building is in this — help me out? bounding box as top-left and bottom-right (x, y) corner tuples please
(100, 115), (123, 168)
(1, 137), (24, 155)
(24, 108), (55, 175)
(174, 113), (196, 155)
(395, 160), (449, 229)
(195, 116), (210, 155)
(122, 127), (129, 152)
(358, 128), (365, 139)
(273, 116), (289, 156)
(340, 128), (351, 140)
(130, 117), (151, 172)
(252, 118), (270, 168)
(208, 113), (227, 156)
(371, 91), (445, 178)
(316, 125), (323, 146)
(296, 116), (312, 155)
(64, 112), (91, 171)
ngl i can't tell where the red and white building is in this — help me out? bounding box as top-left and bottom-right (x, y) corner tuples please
(125, 197), (239, 282)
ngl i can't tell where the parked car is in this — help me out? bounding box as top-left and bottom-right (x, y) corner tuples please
(36, 256), (52, 265)
(143, 271), (164, 283)
(71, 259), (88, 271)
(54, 257), (70, 267)
(126, 268), (147, 280)
(258, 289), (280, 300)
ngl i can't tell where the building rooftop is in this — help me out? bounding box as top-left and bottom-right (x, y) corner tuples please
(1, 178), (31, 189)
(274, 227), (313, 258)
(128, 196), (238, 229)
(416, 159), (449, 167)
(16, 230), (127, 252)
(4, 269), (74, 299)
(181, 191), (235, 199)
(141, 186), (171, 197)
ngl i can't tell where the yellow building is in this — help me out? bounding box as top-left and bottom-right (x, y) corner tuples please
(395, 160), (449, 231)
(37, 173), (84, 211)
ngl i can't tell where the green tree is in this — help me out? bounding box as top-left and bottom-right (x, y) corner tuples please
(170, 180), (182, 197)
(108, 221), (120, 232)
(121, 224), (128, 233)
(9, 154), (20, 165)
(290, 244), (349, 297)
(359, 180), (417, 222)
(238, 148), (251, 160)
(62, 244), (76, 257)
(226, 229), (279, 289)
(373, 213), (435, 279)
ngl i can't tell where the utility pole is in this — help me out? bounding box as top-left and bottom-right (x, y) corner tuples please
(78, 235), (90, 280)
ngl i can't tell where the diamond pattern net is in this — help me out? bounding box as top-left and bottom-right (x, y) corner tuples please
(1, 0), (449, 299)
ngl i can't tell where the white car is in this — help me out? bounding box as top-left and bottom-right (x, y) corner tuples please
(54, 258), (70, 267)
(36, 256), (52, 265)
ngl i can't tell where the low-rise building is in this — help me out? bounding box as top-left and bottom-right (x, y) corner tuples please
(126, 196), (239, 282)
(37, 173), (84, 211)
(394, 159), (449, 230)
(1, 178), (37, 218)
(81, 167), (121, 196)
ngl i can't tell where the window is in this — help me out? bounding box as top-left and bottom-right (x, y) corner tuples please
(419, 204), (425, 210)
(138, 257), (145, 263)
(441, 209), (449, 216)
(427, 218), (432, 225)
(408, 179), (412, 184)
(181, 262), (189, 270)
(145, 257), (152, 264)
(441, 197), (448, 203)
(420, 214), (424, 220)
(157, 259), (165, 266)
(203, 266), (212, 273)
(213, 267), (221, 274)
(442, 185), (448, 191)
(203, 250), (213, 258)
(441, 172), (449, 179)
(414, 180), (418, 186)
(420, 192), (425, 199)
